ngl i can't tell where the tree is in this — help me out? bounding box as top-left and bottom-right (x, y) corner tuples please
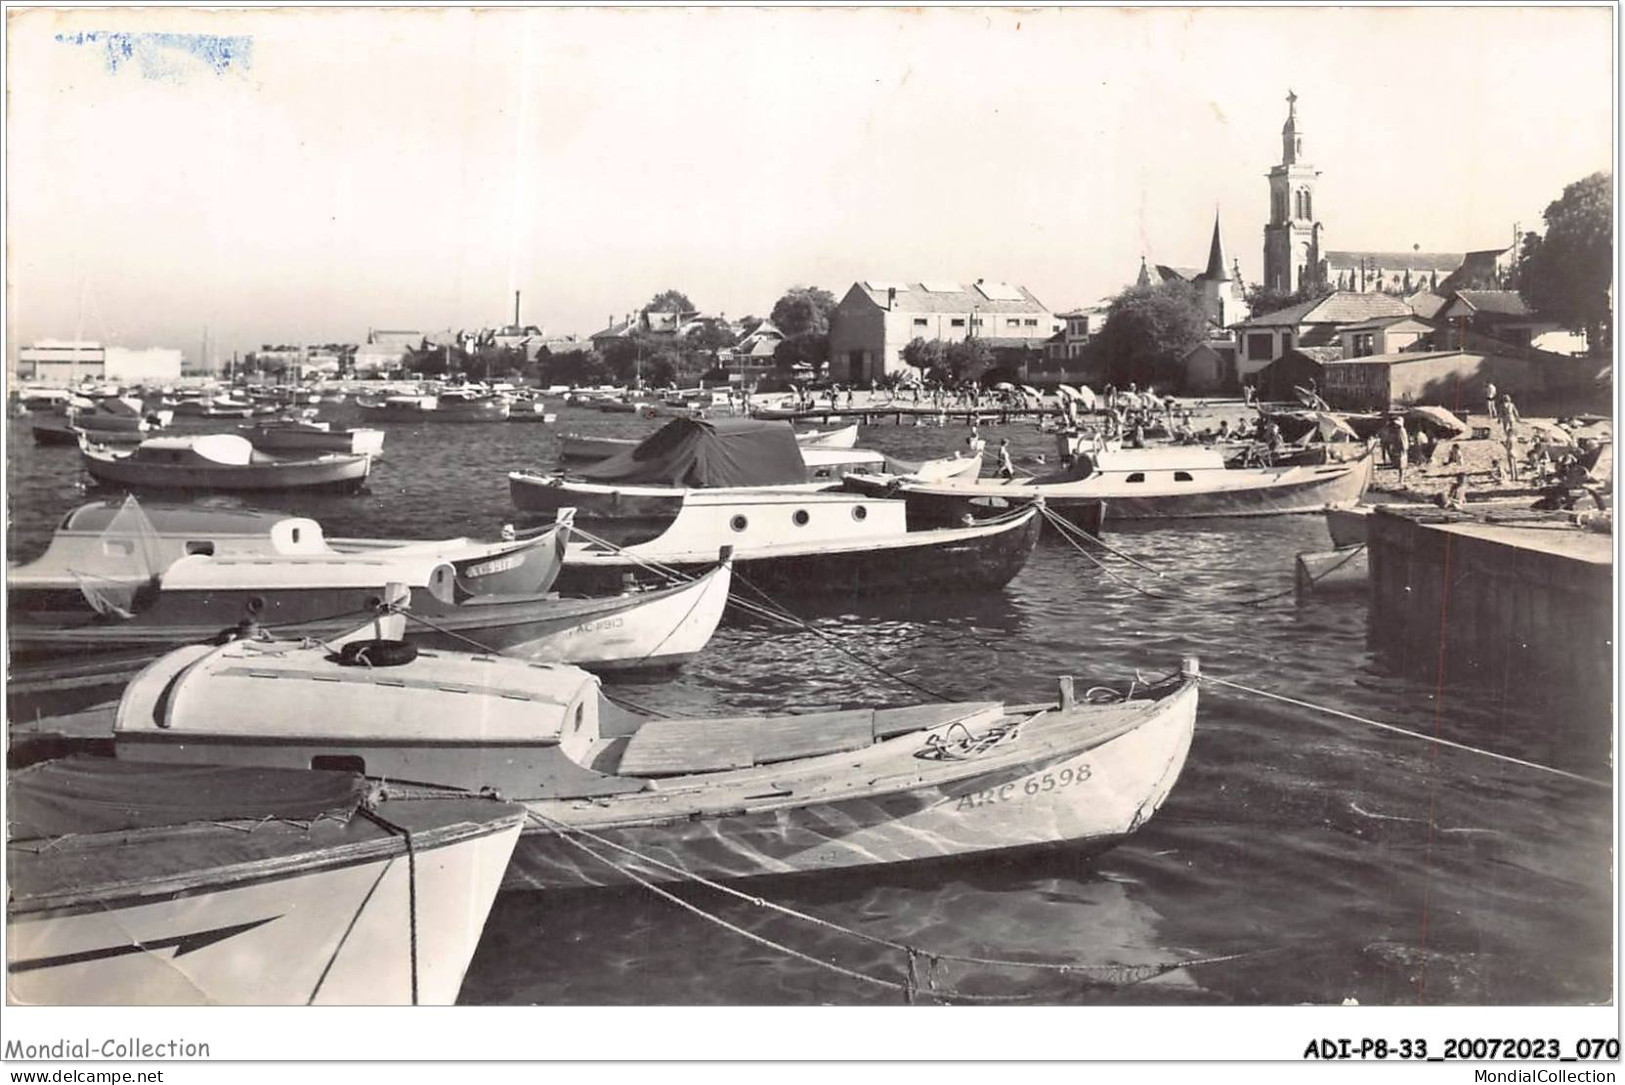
(737, 315), (764, 337)
(546, 348), (608, 387)
(769, 286), (837, 374)
(900, 337), (948, 380)
(645, 289), (694, 314)
(770, 286), (837, 339)
(686, 320), (738, 352)
(1244, 281), (1326, 318)
(944, 338), (994, 383)
(598, 338), (642, 382)
(1094, 282), (1209, 389)
(1518, 171), (1612, 353)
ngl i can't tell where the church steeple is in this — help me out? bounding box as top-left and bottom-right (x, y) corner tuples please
(1204, 213), (1230, 282)
(1265, 89), (1320, 293)
(1281, 89), (1302, 165)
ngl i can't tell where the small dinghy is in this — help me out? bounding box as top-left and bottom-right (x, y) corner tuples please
(79, 433), (375, 494)
(241, 419), (385, 456)
(112, 621), (1200, 890)
(7, 755), (522, 1005)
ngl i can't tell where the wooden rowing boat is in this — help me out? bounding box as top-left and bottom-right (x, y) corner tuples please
(111, 626), (1200, 889)
(8, 757), (522, 1005)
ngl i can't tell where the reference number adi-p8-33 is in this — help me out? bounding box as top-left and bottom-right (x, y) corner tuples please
(1303, 1037), (1620, 1061)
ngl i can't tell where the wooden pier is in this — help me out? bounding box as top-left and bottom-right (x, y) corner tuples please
(756, 404), (1057, 426)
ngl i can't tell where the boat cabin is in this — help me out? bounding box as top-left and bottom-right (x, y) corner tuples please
(115, 643), (631, 799)
(128, 434), (259, 466)
(7, 500), (332, 593)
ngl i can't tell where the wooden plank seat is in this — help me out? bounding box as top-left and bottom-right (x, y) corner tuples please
(617, 701), (1007, 777)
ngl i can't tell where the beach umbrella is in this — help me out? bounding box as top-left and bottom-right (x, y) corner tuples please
(1056, 384), (1082, 399)
(993, 381), (1016, 392)
(1527, 420), (1575, 445)
(1405, 405), (1470, 436)
(1314, 412), (1359, 440)
(1021, 384), (1042, 399)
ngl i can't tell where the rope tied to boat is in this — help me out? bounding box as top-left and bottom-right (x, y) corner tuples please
(917, 715), (1029, 761)
(1200, 672), (1611, 790)
(524, 809), (1273, 1002)
(1037, 506), (1166, 599)
(357, 806), (423, 1005)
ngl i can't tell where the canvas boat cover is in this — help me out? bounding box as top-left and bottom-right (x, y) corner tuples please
(576, 417), (808, 487)
(8, 757), (369, 841)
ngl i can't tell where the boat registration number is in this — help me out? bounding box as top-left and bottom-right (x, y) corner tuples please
(955, 765), (1091, 812)
(465, 554), (524, 578)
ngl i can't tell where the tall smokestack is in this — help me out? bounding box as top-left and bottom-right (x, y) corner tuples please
(514, 291), (521, 327)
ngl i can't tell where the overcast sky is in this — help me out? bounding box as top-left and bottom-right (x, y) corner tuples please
(6, 6), (1613, 362)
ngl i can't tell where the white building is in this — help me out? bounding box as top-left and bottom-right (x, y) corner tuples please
(827, 280), (1056, 384)
(17, 340), (183, 385)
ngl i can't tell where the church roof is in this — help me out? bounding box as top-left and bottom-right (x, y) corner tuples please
(1203, 217), (1230, 281)
(1324, 250), (1465, 274)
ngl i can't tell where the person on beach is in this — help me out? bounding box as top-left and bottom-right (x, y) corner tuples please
(1499, 394), (1521, 480)
(1484, 381), (1498, 424)
(997, 438), (1015, 479)
(1385, 416), (1410, 484)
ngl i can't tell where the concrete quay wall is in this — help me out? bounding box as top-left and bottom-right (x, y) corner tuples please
(1366, 509), (1614, 717)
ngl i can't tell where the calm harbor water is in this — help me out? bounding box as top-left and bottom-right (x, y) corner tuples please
(3, 402), (1613, 1006)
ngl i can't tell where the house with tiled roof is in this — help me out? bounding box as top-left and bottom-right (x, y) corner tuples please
(1233, 290), (1414, 378)
(1339, 315), (1436, 359)
(1436, 290), (1557, 349)
(827, 279), (1056, 384)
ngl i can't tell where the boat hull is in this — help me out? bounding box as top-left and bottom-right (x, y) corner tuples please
(510, 474), (836, 522)
(503, 681), (1197, 890)
(405, 563), (731, 670)
(841, 474), (1104, 534)
(9, 562), (724, 675)
(551, 507), (1041, 597)
(8, 803), (522, 1005)
(81, 451), (374, 494)
(1094, 457), (1372, 519)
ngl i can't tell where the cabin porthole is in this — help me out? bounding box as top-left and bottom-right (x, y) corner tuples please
(730, 514), (749, 532)
(291, 527), (302, 543)
(1125, 472), (1146, 483)
(245, 595), (266, 616)
(1174, 471), (1194, 482)
(792, 509), (810, 527)
(185, 541), (214, 556)
(851, 505), (868, 521)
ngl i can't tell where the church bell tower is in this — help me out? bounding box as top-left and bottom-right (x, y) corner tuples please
(1263, 90), (1322, 293)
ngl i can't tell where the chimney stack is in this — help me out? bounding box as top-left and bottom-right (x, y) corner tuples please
(514, 291), (521, 327)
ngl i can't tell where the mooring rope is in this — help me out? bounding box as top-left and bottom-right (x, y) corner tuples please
(1038, 506), (1166, 599)
(527, 809), (1265, 986)
(1200, 672), (1610, 789)
(729, 569), (952, 700)
(526, 810), (1251, 1002)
